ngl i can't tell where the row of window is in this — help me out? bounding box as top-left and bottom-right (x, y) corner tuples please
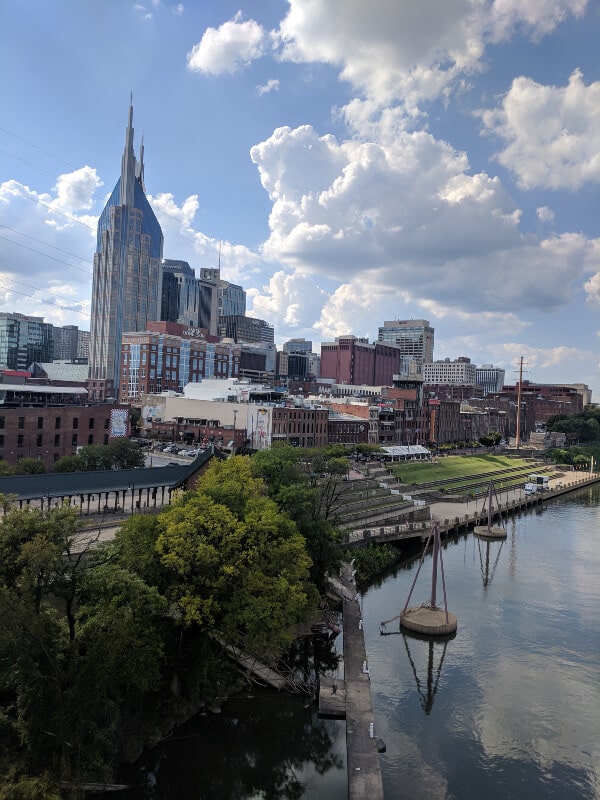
(0, 433), (109, 448)
(272, 422), (328, 434)
(0, 416), (109, 430)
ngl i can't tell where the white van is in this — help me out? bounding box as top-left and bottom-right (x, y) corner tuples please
(524, 482), (538, 495)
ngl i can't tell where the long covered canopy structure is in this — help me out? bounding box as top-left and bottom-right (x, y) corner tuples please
(380, 445), (431, 461)
(0, 446), (223, 516)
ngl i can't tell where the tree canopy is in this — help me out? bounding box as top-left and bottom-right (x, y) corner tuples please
(53, 439), (145, 472)
(0, 450), (331, 792)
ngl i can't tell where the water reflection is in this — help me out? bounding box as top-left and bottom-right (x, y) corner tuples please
(118, 691), (345, 800)
(477, 538), (504, 588)
(364, 488), (600, 800)
(401, 632), (454, 715)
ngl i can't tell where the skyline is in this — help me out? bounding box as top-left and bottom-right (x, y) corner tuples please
(1, 1), (599, 391)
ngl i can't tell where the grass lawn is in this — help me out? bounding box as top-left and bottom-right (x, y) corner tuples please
(390, 454), (535, 485)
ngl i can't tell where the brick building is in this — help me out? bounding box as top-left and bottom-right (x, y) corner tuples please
(0, 404), (130, 470)
(327, 414), (369, 445)
(119, 322), (241, 402)
(248, 405), (329, 449)
(320, 336), (410, 386)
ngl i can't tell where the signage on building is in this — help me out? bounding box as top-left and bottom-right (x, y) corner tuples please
(110, 408), (129, 437)
(182, 327), (206, 339)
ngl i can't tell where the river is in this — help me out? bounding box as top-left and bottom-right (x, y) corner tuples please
(116, 485), (600, 799)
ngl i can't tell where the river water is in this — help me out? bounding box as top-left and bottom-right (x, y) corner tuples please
(118, 486), (600, 799)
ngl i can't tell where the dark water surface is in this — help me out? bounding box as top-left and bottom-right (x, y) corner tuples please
(117, 487), (600, 799)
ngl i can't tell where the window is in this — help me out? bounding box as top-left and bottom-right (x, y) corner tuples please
(0, 435), (3, 447)
(55, 417), (61, 429)
(0, 417), (4, 429)
(104, 419), (109, 429)
(37, 417), (44, 429)
(73, 418), (79, 429)
(17, 435), (24, 447)
(88, 434), (94, 445)
(37, 434), (43, 447)
(71, 434), (78, 447)
(54, 434), (60, 447)
(103, 434), (109, 445)
(18, 417), (25, 429)
(88, 418), (95, 429)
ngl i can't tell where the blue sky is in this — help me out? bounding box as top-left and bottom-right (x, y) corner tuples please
(1, 0), (599, 393)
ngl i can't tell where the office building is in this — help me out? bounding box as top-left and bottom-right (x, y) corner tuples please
(423, 357), (477, 386)
(219, 314), (274, 348)
(283, 338), (313, 354)
(119, 322), (241, 402)
(320, 335), (410, 386)
(378, 319), (434, 370)
(161, 260), (218, 335)
(89, 102), (164, 399)
(476, 364), (505, 395)
(0, 313), (54, 370)
(199, 267), (247, 331)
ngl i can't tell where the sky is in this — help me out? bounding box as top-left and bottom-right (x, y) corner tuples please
(1, 1), (599, 393)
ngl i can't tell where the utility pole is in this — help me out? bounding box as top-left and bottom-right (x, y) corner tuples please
(515, 356), (523, 451)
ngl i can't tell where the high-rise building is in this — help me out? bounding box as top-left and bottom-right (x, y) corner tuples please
(219, 314), (274, 348)
(320, 335), (409, 386)
(52, 324), (89, 362)
(423, 357), (477, 386)
(161, 260), (218, 334)
(283, 338), (313, 354)
(89, 102), (164, 399)
(76, 329), (90, 361)
(476, 364), (505, 395)
(199, 267), (246, 332)
(378, 319), (434, 370)
(119, 322), (241, 401)
(0, 313), (54, 370)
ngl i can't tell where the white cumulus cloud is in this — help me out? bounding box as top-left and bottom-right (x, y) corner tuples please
(536, 206), (555, 223)
(275, 0), (587, 115)
(249, 122), (600, 323)
(479, 69), (600, 190)
(187, 12), (268, 75)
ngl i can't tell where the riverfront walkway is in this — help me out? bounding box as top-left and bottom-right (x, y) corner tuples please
(342, 570), (385, 800)
(343, 469), (598, 548)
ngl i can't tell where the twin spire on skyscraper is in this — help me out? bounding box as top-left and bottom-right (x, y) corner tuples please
(119, 94), (145, 205)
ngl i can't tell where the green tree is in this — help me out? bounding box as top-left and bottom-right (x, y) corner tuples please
(54, 440), (145, 473)
(52, 454), (83, 472)
(77, 444), (114, 471)
(13, 457), (46, 475)
(0, 460), (13, 477)
(0, 505), (167, 787)
(156, 457), (317, 655)
(106, 438), (145, 470)
(252, 445), (346, 584)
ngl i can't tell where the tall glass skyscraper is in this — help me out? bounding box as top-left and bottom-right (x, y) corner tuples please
(0, 313), (54, 370)
(88, 102), (163, 399)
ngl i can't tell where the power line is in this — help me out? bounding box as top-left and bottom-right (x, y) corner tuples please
(0, 234), (92, 275)
(0, 280), (89, 318)
(0, 125), (77, 168)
